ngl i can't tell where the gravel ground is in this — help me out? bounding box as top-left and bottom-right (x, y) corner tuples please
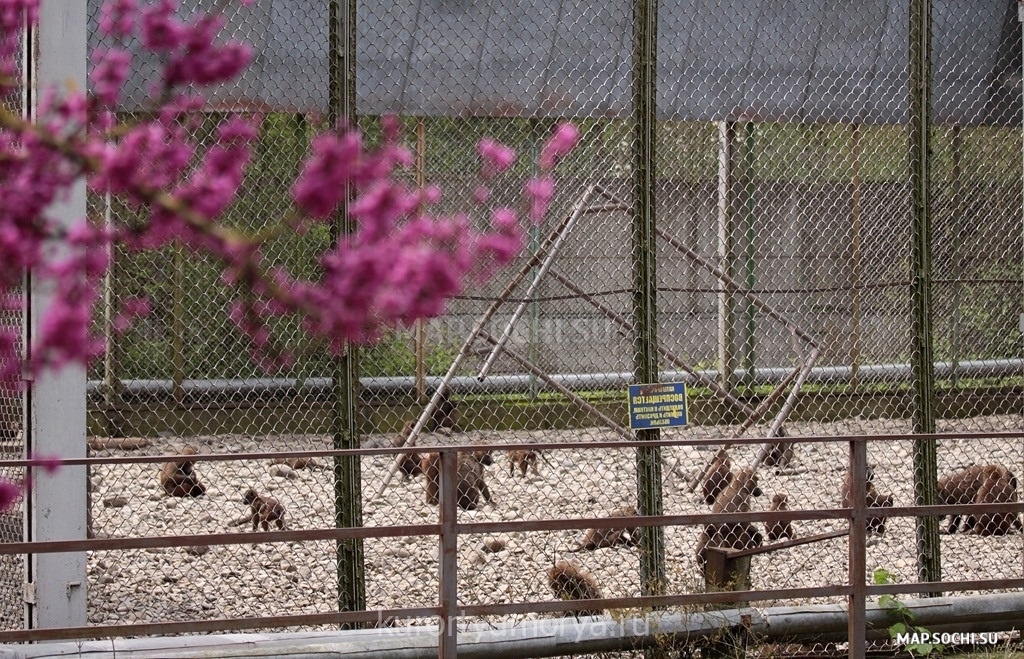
(85, 414), (1024, 630)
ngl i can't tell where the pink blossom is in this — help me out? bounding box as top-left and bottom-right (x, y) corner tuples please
(28, 454), (61, 474)
(139, 0), (184, 53)
(98, 0), (137, 38)
(291, 132), (362, 218)
(90, 48), (132, 108)
(113, 296), (151, 333)
(524, 176), (555, 223)
(538, 122), (579, 170)
(0, 0), (581, 505)
(0, 481), (21, 510)
(477, 138), (516, 178)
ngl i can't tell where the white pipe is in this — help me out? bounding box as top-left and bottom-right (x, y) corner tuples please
(85, 358), (1024, 399)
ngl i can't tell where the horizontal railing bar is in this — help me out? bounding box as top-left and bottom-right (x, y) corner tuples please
(865, 578), (1024, 596)
(0, 524), (440, 554)
(5, 431), (1024, 467)
(9, 501), (1024, 554)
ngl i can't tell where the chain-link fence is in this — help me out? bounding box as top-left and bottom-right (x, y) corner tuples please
(11, 0), (1023, 651)
(0, 20), (25, 633)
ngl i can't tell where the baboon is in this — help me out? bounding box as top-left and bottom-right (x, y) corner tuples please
(455, 450), (492, 510)
(696, 467), (764, 567)
(866, 489), (894, 535)
(421, 446), (493, 510)
(270, 457), (321, 470)
(969, 466), (1021, 536)
(765, 492), (796, 542)
(761, 426), (794, 469)
(840, 466), (893, 535)
(242, 487), (286, 531)
(547, 559), (604, 616)
(508, 448), (541, 478)
(421, 452), (441, 505)
(938, 464), (1023, 535)
(431, 389), (459, 432)
(695, 523), (763, 569)
(938, 465), (988, 533)
(712, 467), (762, 513)
(700, 447), (733, 505)
(394, 422), (422, 480)
(159, 446), (206, 497)
(571, 505), (638, 551)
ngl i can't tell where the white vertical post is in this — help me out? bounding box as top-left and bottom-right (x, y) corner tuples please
(717, 120), (737, 394)
(26, 0), (88, 630)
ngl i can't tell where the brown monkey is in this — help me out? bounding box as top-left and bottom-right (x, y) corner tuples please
(398, 451), (423, 480)
(571, 505), (638, 551)
(454, 450), (492, 510)
(270, 457), (321, 470)
(938, 465), (988, 533)
(938, 464), (1022, 535)
(840, 466), (892, 535)
(431, 389), (459, 432)
(969, 465), (1022, 536)
(547, 559), (604, 617)
(508, 448), (541, 478)
(696, 467), (764, 567)
(711, 466), (762, 513)
(765, 492), (796, 542)
(421, 452), (441, 505)
(700, 447), (733, 505)
(866, 490), (894, 535)
(242, 487), (286, 531)
(761, 426), (794, 469)
(421, 447), (493, 510)
(159, 446), (206, 497)
(394, 422), (422, 480)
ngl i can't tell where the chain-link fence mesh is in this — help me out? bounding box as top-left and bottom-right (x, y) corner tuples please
(0, 22), (25, 633)
(23, 0), (1019, 649)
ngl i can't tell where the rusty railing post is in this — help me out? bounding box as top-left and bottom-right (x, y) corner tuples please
(438, 450), (459, 659)
(848, 439), (867, 658)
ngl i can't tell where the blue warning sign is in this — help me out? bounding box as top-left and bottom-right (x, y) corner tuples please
(627, 382), (688, 430)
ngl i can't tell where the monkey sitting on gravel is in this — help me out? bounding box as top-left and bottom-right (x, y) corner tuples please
(696, 467), (764, 568)
(700, 447), (733, 505)
(840, 466), (894, 535)
(242, 487), (287, 531)
(394, 422), (423, 480)
(571, 505), (639, 551)
(159, 446), (206, 497)
(547, 559), (604, 617)
(765, 493), (796, 542)
(508, 448), (541, 478)
(421, 445), (493, 510)
(270, 456), (323, 470)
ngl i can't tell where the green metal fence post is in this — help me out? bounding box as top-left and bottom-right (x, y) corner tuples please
(632, 0), (666, 614)
(329, 0), (366, 625)
(909, 0), (941, 589)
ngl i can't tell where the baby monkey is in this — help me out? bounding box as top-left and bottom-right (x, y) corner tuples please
(242, 487), (287, 531)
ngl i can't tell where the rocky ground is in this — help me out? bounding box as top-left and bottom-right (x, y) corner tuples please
(84, 414), (1024, 632)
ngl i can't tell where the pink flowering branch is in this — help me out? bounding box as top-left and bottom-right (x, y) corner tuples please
(0, 0), (579, 510)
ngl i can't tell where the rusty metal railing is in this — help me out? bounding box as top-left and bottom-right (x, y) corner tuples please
(1, 432), (1023, 658)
